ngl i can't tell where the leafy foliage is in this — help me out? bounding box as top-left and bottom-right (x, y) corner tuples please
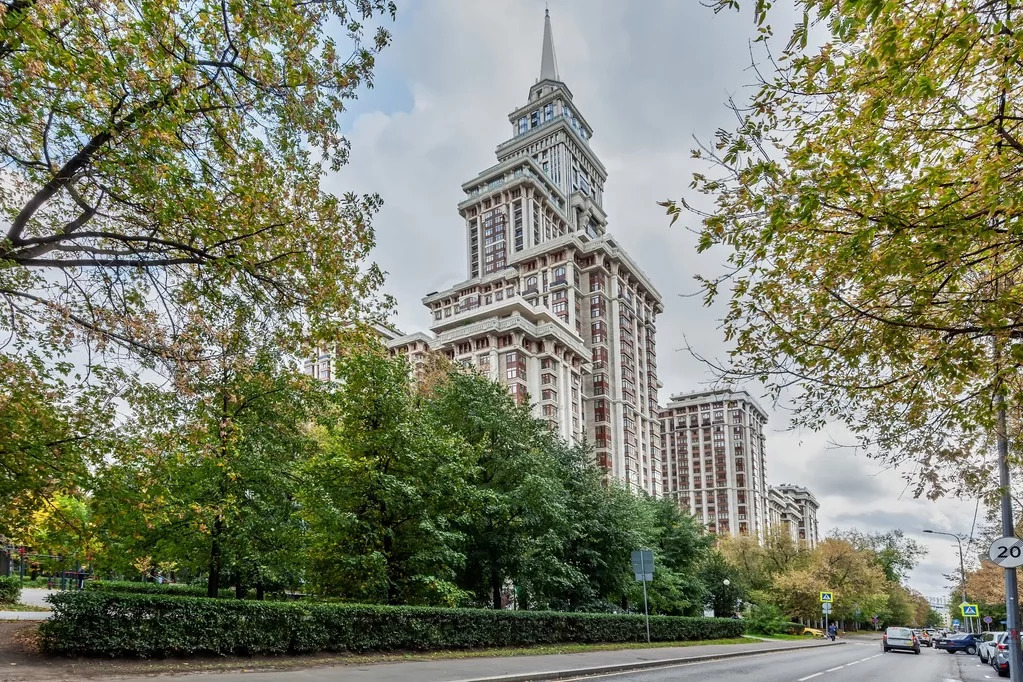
(40, 591), (745, 657)
(0, 576), (21, 604)
(744, 603), (789, 635)
(300, 352), (471, 605)
(672, 0), (1023, 496)
(0, 0), (396, 363)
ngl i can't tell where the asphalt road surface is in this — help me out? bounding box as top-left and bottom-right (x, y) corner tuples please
(569, 640), (1004, 682)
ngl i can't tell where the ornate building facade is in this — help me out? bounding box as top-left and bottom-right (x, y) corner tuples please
(389, 11), (664, 494)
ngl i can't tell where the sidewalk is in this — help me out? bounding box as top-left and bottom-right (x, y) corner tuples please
(114, 638), (844, 682)
(0, 610), (49, 620)
(0, 586), (53, 620)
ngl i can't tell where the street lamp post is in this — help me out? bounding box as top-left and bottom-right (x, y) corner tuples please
(924, 530), (969, 632)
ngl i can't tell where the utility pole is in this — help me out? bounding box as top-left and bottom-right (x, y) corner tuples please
(993, 336), (1023, 682)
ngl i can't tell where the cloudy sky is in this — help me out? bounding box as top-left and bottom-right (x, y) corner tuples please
(328, 0), (982, 599)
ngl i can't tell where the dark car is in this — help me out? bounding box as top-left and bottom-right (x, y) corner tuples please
(883, 626), (921, 654)
(936, 632), (980, 654)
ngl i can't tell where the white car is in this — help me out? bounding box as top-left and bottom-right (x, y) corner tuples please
(980, 631), (1008, 664)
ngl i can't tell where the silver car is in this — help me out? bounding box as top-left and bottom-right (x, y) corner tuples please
(883, 626), (921, 654)
(980, 632), (1008, 663)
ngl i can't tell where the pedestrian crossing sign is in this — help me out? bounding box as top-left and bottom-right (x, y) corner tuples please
(961, 603), (979, 617)
(820, 591), (833, 603)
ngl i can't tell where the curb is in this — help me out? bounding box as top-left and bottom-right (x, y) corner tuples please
(453, 641), (847, 682)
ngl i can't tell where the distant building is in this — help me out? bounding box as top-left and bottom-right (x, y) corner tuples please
(659, 389), (769, 538)
(302, 322), (403, 381)
(767, 486), (803, 543)
(771, 484), (820, 547)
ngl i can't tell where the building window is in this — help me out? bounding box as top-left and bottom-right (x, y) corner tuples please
(518, 117), (528, 134)
(541, 389), (557, 401)
(544, 103), (553, 121)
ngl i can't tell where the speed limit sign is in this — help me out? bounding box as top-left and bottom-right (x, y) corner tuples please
(989, 537), (1023, 567)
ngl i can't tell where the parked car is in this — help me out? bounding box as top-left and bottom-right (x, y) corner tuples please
(883, 626), (921, 654)
(913, 629), (933, 647)
(936, 632), (981, 654)
(801, 626), (825, 638)
(979, 632), (1008, 663)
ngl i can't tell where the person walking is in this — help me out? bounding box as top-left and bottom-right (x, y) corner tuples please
(828, 623), (838, 641)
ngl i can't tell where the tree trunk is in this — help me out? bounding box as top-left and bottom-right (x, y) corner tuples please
(491, 564), (502, 610)
(235, 575), (245, 600)
(207, 518), (222, 598)
(256, 583), (265, 601)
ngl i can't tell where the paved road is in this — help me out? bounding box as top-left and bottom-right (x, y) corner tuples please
(115, 640), (840, 682)
(575, 641), (1001, 681)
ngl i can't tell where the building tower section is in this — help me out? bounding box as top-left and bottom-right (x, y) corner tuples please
(659, 389), (769, 537)
(416, 11), (664, 495)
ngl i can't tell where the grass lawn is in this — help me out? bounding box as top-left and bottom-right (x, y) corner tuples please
(0, 602), (51, 612)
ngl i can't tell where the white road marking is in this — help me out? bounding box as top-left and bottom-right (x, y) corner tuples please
(846, 660), (861, 666)
(796, 674), (823, 681)
(825, 665), (845, 671)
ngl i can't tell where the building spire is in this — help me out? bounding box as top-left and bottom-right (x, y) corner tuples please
(540, 8), (559, 82)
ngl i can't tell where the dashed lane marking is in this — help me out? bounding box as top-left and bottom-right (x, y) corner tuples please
(796, 674), (823, 681)
(825, 665), (845, 672)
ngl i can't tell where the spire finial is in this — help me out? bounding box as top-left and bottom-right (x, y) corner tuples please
(540, 7), (559, 82)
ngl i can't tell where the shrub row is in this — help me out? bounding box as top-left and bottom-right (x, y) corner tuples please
(0, 576), (22, 604)
(40, 591), (745, 657)
(85, 580), (228, 598)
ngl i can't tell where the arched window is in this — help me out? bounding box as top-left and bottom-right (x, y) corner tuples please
(553, 266), (566, 282)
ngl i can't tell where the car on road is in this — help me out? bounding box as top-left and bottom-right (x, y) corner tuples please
(913, 628), (933, 647)
(882, 626), (921, 654)
(979, 631), (1008, 663)
(990, 634), (1020, 678)
(935, 632), (981, 654)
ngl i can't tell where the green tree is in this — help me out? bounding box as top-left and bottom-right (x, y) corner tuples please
(665, 0), (1023, 496)
(633, 497), (712, 616)
(425, 370), (570, 610)
(831, 529), (926, 583)
(300, 352), (471, 606)
(700, 550), (746, 618)
(93, 305), (320, 597)
(0, 354), (116, 537)
(0, 0), (396, 364)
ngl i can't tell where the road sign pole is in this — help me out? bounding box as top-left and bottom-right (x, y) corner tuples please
(994, 364), (1023, 682)
(641, 553), (650, 644)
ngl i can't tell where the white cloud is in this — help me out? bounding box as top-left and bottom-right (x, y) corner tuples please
(330, 0), (978, 599)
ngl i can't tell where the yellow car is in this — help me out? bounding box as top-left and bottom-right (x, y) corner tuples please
(802, 627), (826, 637)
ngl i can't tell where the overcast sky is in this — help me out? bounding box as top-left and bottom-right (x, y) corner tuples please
(328, 0), (983, 600)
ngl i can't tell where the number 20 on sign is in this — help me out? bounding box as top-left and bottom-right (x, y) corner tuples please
(988, 537), (1023, 568)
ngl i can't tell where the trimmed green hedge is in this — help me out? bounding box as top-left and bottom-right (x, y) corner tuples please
(41, 591), (745, 657)
(0, 576), (21, 604)
(85, 580), (226, 598)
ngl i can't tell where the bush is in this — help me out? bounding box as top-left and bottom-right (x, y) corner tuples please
(85, 580), (224, 598)
(744, 604), (790, 635)
(0, 576), (22, 604)
(85, 580), (291, 600)
(40, 591), (746, 657)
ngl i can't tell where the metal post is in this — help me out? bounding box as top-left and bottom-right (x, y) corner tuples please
(994, 338), (1023, 682)
(641, 552), (651, 644)
(641, 575), (651, 644)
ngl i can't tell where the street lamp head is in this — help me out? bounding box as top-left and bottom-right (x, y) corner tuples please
(923, 529), (935, 533)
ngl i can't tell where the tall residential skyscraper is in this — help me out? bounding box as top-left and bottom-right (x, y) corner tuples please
(659, 389), (770, 538)
(407, 11), (664, 495)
